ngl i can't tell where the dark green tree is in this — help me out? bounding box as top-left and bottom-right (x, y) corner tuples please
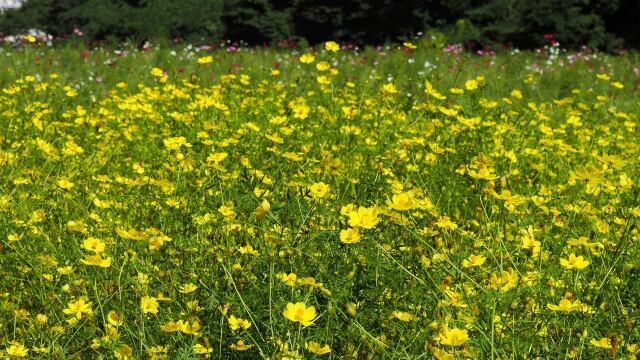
(222, 0), (293, 43)
(0, 0), (638, 51)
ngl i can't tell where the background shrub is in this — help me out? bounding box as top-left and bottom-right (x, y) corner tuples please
(0, 0), (637, 50)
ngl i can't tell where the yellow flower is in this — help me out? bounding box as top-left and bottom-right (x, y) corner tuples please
(80, 254), (112, 268)
(57, 266), (74, 275)
(63, 298), (93, 320)
(207, 152), (228, 163)
(325, 41), (340, 52)
(381, 83), (397, 94)
(254, 198), (271, 219)
(306, 341), (331, 355)
(32, 345), (49, 354)
(218, 205), (236, 218)
(181, 319), (201, 335)
(431, 347), (454, 360)
(148, 235), (171, 251)
(193, 344), (213, 354)
(107, 311), (123, 326)
(278, 272), (297, 286)
(7, 233), (22, 242)
(197, 55), (213, 64)
(230, 340), (253, 351)
(113, 344), (132, 360)
(424, 80), (447, 100)
(237, 243), (260, 256)
(348, 206), (380, 229)
(341, 204), (357, 216)
(490, 268), (519, 292)
(391, 310), (414, 322)
(403, 42), (417, 49)
(590, 337), (613, 349)
(596, 73), (610, 81)
(141, 296), (159, 314)
(228, 315), (252, 331)
(387, 191), (417, 211)
(465, 79), (478, 91)
(546, 298), (583, 312)
(147, 346), (168, 357)
(150, 67), (164, 77)
(67, 220), (88, 233)
(5, 342), (29, 357)
(560, 253), (590, 270)
(297, 277), (323, 288)
(35, 314), (48, 326)
(179, 283), (198, 294)
(57, 179), (74, 190)
(611, 81), (624, 89)
(160, 320), (184, 332)
(511, 89), (523, 99)
(299, 53), (315, 63)
(435, 216), (458, 230)
(116, 228), (147, 240)
(283, 302), (317, 326)
(462, 254), (486, 267)
(467, 167), (499, 180)
(339, 227), (361, 244)
(163, 136), (191, 151)
(82, 237), (106, 253)
(316, 61), (331, 71)
(309, 182), (330, 199)
(316, 75), (331, 85)
(438, 326), (469, 346)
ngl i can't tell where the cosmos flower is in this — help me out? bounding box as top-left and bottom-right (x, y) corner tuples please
(325, 41), (340, 52)
(305, 341), (331, 355)
(590, 337), (612, 349)
(387, 191), (417, 211)
(299, 53), (315, 63)
(309, 182), (330, 199)
(140, 296), (159, 315)
(230, 340), (253, 351)
(197, 55), (213, 64)
(228, 315), (251, 331)
(339, 227), (361, 244)
(348, 206), (380, 229)
(63, 298), (93, 320)
(438, 326), (469, 346)
(283, 302), (317, 326)
(5, 342), (29, 357)
(560, 253), (590, 270)
(80, 254), (112, 268)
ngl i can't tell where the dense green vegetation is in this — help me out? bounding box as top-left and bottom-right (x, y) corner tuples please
(0, 39), (639, 359)
(1, 0), (640, 50)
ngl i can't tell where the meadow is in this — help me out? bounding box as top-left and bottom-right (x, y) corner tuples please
(0, 37), (639, 359)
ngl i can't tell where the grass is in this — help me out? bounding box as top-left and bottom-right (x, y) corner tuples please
(0, 38), (638, 359)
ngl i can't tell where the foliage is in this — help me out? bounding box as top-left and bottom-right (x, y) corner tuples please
(223, 0), (293, 43)
(0, 0), (639, 50)
(456, 0), (621, 50)
(0, 0), (81, 36)
(0, 40), (639, 359)
(605, 0), (640, 49)
(0, 0), (225, 43)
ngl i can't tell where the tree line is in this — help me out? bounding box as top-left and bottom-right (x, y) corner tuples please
(0, 0), (638, 51)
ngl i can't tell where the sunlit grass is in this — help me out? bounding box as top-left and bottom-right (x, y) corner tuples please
(0, 40), (638, 359)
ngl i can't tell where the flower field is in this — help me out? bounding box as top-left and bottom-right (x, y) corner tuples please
(0, 39), (639, 359)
